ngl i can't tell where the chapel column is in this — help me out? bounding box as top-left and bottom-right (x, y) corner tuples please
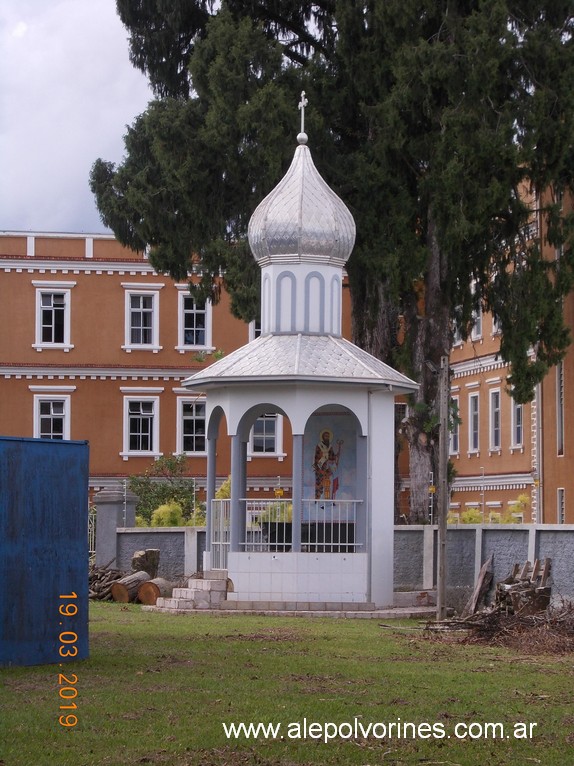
(291, 434), (303, 552)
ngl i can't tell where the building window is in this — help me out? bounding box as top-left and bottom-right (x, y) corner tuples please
(489, 390), (501, 451)
(122, 283), (163, 352)
(449, 397), (459, 455)
(557, 488), (565, 524)
(557, 361), (565, 456)
(468, 393), (479, 453)
(470, 307), (482, 341)
(248, 414), (285, 460)
(176, 287), (213, 351)
(249, 319), (262, 341)
(511, 399), (523, 448)
(122, 397), (160, 457)
(130, 294), (154, 345)
(178, 399), (207, 454)
(253, 414), (277, 453)
(32, 280), (76, 351)
(33, 396), (71, 440)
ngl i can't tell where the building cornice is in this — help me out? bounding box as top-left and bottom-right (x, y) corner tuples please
(1, 256), (156, 275)
(0, 364), (198, 380)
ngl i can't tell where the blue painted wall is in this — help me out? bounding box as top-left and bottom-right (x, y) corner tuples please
(0, 437), (89, 666)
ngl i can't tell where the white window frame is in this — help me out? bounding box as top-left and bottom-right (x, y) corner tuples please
(175, 286), (213, 352)
(489, 389), (501, 452)
(121, 395), (161, 459)
(33, 394), (71, 440)
(247, 414), (285, 461)
(449, 396), (460, 455)
(32, 280), (76, 352)
(176, 397), (207, 455)
(248, 318), (262, 342)
(557, 360), (565, 456)
(511, 399), (523, 449)
(470, 307), (482, 341)
(468, 393), (479, 454)
(121, 283), (164, 353)
(557, 487), (566, 524)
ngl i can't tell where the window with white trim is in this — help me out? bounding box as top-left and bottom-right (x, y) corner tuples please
(489, 389), (501, 451)
(449, 397), (459, 455)
(176, 287), (213, 351)
(557, 487), (565, 524)
(249, 319), (262, 341)
(468, 393), (479, 453)
(511, 399), (523, 448)
(32, 280), (75, 351)
(248, 414), (285, 460)
(122, 283), (163, 352)
(470, 307), (482, 340)
(122, 397), (160, 457)
(33, 396), (71, 440)
(178, 399), (207, 454)
(557, 360), (565, 456)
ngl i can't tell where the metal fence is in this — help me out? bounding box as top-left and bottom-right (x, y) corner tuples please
(88, 506), (97, 558)
(211, 499), (230, 570)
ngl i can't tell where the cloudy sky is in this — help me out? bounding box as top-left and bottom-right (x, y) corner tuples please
(1, 0), (152, 234)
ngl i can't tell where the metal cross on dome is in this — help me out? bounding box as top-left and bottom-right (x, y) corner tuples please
(298, 90), (308, 134)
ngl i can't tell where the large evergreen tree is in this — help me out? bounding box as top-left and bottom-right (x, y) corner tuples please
(91, 1), (574, 522)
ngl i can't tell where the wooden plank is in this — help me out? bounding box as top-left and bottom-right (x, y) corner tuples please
(540, 558), (552, 587)
(518, 561), (532, 580)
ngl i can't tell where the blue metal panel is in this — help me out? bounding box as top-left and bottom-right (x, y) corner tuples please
(0, 436), (89, 666)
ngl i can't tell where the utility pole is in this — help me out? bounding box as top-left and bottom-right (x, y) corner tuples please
(436, 354), (450, 621)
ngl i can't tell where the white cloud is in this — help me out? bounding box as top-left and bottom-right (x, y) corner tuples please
(0, 0), (152, 233)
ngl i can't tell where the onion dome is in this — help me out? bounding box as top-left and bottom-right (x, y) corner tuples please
(248, 93), (356, 269)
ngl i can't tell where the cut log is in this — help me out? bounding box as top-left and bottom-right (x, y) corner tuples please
(131, 549), (160, 578)
(137, 577), (176, 605)
(111, 571), (151, 603)
(461, 553), (494, 618)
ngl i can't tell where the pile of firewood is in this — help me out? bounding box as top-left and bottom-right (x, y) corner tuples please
(495, 559), (552, 616)
(89, 550), (182, 605)
(424, 558), (574, 653)
(89, 563), (126, 600)
(426, 601), (574, 653)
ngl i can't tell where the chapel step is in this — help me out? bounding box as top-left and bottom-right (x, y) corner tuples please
(219, 600), (376, 612)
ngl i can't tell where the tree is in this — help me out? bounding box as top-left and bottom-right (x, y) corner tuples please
(94, 1), (574, 521)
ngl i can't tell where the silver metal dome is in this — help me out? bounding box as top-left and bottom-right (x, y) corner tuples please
(248, 134), (356, 268)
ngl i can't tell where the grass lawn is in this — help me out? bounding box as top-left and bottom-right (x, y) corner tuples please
(1, 602), (573, 765)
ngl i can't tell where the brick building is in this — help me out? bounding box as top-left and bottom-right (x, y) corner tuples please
(1, 218), (572, 522)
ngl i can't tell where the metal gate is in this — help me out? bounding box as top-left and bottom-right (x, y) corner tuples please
(211, 499), (230, 569)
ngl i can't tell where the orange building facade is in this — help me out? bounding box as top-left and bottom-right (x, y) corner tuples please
(1, 224), (572, 522)
(0, 232), (305, 498)
(443, 188), (574, 524)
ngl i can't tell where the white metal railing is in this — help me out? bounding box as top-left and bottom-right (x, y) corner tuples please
(243, 499), (293, 552)
(239, 498), (362, 553)
(88, 506), (97, 558)
(301, 499), (362, 552)
(211, 499), (230, 569)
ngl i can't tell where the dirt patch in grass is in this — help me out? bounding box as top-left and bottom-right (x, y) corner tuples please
(127, 747), (315, 766)
(285, 672), (374, 696)
(219, 628), (307, 643)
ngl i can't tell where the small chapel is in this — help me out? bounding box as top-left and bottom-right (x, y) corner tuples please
(183, 94), (417, 608)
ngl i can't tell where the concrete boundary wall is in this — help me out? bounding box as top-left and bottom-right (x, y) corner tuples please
(97, 514), (574, 603)
(394, 524), (574, 603)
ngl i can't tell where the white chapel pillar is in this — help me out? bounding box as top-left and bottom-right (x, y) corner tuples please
(291, 434), (304, 552)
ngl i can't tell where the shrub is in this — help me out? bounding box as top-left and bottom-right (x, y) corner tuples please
(215, 476), (231, 499)
(128, 454), (196, 525)
(151, 502), (185, 527)
(460, 507), (483, 524)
